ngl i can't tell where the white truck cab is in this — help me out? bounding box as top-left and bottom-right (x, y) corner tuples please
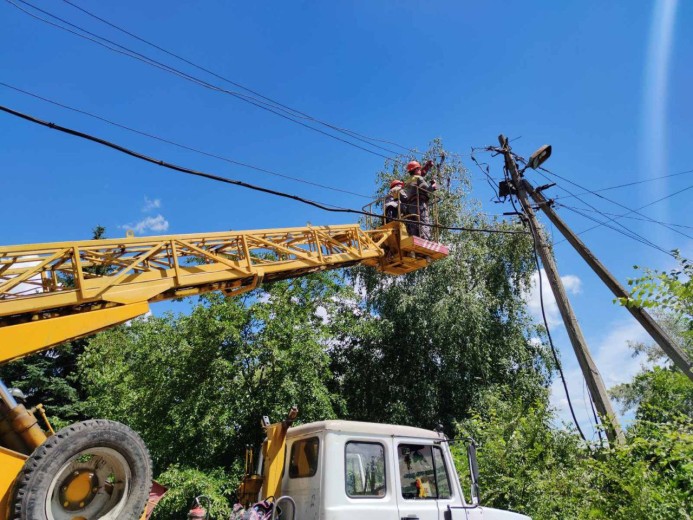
(276, 420), (530, 520)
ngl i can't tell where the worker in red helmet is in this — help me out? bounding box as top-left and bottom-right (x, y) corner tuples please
(403, 159), (437, 239)
(384, 179), (407, 223)
(405, 160), (435, 177)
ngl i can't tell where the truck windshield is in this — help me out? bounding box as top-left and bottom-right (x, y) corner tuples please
(397, 444), (451, 500)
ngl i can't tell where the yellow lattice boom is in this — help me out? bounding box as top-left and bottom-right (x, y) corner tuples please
(0, 222), (448, 364)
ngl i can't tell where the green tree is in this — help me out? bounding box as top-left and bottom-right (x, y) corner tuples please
(450, 252), (693, 519)
(609, 315), (693, 424)
(620, 251), (693, 338)
(154, 466), (236, 520)
(331, 143), (550, 432)
(0, 226), (108, 428)
(614, 256), (693, 423)
(453, 387), (587, 518)
(75, 271), (355, 517)
(453, 387), (693, 520)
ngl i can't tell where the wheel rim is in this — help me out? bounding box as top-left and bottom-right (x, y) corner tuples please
(45, 447), (132, 520)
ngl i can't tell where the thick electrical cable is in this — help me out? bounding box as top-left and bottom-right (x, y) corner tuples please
(4, 0), (407, 162)
(0, 104), (528, 235)
(0, 82), (372, 199)
(60, 0), (420, 156)
(508, 196), (588, 442)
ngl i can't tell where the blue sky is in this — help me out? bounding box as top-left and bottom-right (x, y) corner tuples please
(2, 0), (691, 437)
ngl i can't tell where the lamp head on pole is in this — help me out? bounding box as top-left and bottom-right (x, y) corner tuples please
(528, 145), (552, 169)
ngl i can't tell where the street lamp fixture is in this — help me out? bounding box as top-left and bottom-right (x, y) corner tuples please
(528, 145), (552, 170)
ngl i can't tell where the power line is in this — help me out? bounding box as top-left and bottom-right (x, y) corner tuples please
(4, 0), (408, 162)
(60, 0), (421, 157)
(507, 195), (588, 442)
(0, 81), (372, 199)
(530, 170), (677, 256)
(539, 166), (693, 241)
(630, 183), (693, 212)
(558, 184), (693, 244)
(11, 0), (403, 159)
(553, 168), (693, 201)
(474, 145), (675, 255)
(470, 153), (503, 203)
(555, 202), (693, 231)
(558, 205), (673, 256)
(0, 104), (528, 236)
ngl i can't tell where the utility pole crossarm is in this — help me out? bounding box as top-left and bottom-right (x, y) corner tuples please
(526, 182), (693, 382)
(498, 135), (625, 445)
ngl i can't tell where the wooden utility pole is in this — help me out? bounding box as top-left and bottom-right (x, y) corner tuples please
(498, 135), (625, 445)
(525, 181), (693, 382)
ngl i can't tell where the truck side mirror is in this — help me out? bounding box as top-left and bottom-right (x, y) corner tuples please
(467, 441), (480, 504)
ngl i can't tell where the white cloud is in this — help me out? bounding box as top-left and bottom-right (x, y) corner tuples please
(315, 305), (329, 324)
(523, 269), (582, 327)
(528, 337), (543, 347)
(549, 318), (651, 436)
(593, 319), (650, 388)
(4, 256), (43, 296)
(125, 310), (153, 327)
(142, 197), (161, 212)
(122, 214), (170, 235)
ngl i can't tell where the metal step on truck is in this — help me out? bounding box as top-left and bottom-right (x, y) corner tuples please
(231, 410), (530, 520)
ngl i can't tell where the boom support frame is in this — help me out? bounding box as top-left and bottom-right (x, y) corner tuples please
(0, 223), (447, 364)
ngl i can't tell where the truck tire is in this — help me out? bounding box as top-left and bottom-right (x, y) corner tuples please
(11, 419), (152, 520)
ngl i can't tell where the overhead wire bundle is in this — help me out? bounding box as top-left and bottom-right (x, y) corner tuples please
(0, 82), (372, 200)
(4, 0), (420, 163)
(538, 166), (693, 244)
(0, 104), (527, 236)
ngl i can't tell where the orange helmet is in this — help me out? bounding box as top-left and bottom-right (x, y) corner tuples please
(390, 179), (404, 189)
(406, 160), (421, 173)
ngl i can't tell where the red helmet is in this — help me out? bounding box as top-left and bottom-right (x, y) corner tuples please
(406, 160), (421, 173)
(390, 179), (404, 189)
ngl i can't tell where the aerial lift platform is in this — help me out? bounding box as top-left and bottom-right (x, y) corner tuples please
(0, 221), (448, 519)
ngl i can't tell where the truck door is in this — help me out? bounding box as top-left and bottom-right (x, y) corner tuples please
(395, 442), (453, 520)
(286, 436), (321, 520)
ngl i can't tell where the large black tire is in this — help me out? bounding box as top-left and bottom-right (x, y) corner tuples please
(11, 419), (152, 520)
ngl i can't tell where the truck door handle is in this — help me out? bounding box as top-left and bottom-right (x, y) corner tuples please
(401, 517), (419, 520)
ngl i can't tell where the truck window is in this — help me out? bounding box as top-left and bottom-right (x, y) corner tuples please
(289, 437), (319, 478)
(345, 442), (386, 498)
(397, 444), (451, 500)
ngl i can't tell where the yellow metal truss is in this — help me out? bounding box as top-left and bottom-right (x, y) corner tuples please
(0, 223), (447, 364)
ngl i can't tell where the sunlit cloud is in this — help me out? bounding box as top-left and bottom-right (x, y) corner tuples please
(550, 318), (651, 436)
(523, 269), (582, 328)
(121, 215), (170, 235)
